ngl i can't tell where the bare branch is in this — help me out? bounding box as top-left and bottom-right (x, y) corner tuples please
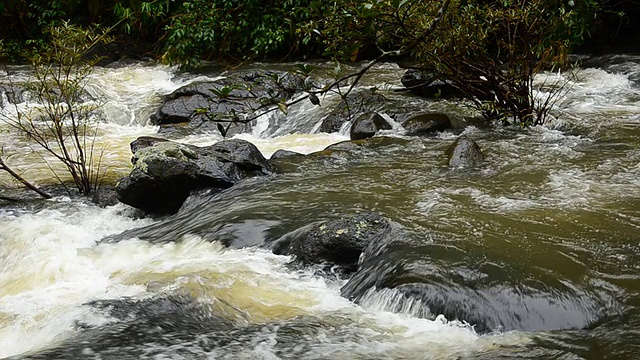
(0, 156), (52, 199)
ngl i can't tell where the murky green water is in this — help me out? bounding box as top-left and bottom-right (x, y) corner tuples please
(1, 58), (639, 358)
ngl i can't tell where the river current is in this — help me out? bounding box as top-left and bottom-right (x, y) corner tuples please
(0, 57), (639, 359)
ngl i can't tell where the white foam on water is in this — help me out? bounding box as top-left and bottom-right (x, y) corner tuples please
(235, 132), (348, 158)
(0, 201), (528, 358)
(0, 202), (156, 357)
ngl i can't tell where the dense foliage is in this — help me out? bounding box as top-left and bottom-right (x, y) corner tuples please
(417, 0), (597, 125)
(2, 0), (637, 64)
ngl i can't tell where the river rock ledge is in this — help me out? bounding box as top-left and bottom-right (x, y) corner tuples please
(271, 212), (395, 272)
(115, 136), (273, 215)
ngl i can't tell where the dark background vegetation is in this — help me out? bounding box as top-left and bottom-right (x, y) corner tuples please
(1, 0), (639, 66)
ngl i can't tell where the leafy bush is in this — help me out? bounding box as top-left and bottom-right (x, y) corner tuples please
(416, 0), (596, 125)
(312, 0), (597, 126)
(1, 23), (111, 195)
(157, 0), (312, 68)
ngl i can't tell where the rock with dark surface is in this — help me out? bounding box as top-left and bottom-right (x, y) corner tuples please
(130, 136), (171, 155)
(401, 69), (436, 89)
(340, 233), (617, 334)
(116, 138), (272, 215)
(402, 112), (452, 136)
(319, 90), (387, 133)
(314, 136), (412, 157)
(91, 186), (119, 208)
(270, 149), (304, 159)
(445, 135), (484, 167)
(150, 70), (304, 136)
(349, 112), (392, 140)
(271, 212), (394, 272)
(400, 69), (463, 98)
(149, 82), (250, 130)
(20, 293), (238, 359)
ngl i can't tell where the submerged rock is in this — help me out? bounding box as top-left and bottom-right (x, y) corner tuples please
(402, 112), (452, 136)
(445, 135), (484, 167)
(116, 137), (272, 215)
(322, 136), (411, 153)
(270, 149), (304, 160)
(349, 112), (392, 140)
(271, 212), (394, 272)
(341, 235), (617, 333)
(19, 293), (238, 359)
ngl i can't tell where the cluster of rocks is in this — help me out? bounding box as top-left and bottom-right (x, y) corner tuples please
(113, 137), (272, 214)
(106, 68), (484, 216)
(151, 70), (304, 137)
(82, 67), (610, 338)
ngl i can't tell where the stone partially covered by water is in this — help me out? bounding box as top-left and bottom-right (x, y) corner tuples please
(271, 212), (395, 272)
(349, 112), (392, 140)
(341, 234), (618, 334)
(116, 137), (273, 214)
(319, 89), (387, 133)
(402, 112), (453, 136)
(400, 69), (463, 98)
(10, 293), (238, 360)
(445, 135), (484, 167)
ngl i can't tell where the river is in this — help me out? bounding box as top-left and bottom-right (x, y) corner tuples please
(0, 57), (639, 359)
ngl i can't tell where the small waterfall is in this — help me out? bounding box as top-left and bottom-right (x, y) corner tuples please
(358, 287), (435, 320)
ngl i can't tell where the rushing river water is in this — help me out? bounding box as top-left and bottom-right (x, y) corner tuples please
(0, 57), (639, 359)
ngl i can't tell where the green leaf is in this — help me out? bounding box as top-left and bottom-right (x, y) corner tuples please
(277, 102), (288, 115)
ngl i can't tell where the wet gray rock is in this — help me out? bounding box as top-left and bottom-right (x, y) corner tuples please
(271, 212), (394, 272)
(349, 112), (392, 140)
(270, 149), (304, 159)
(316, 136), (412, 156)
(445, 135), (484, 167)
(150, 70), (304, 136)
(91, 186), (119, 208)
(340, 233), (617, 334)
(19, 293), (237, 359)
(130, 136), (171, 155)
(116, 138), (272, 215)
(400, 69), (463, 98)
(319, 90), (387, 133)
(402, 112), (452, 136)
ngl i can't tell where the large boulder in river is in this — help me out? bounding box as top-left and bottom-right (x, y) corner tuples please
(271, 212), (394, 272)
(116, 137), (272, 214)
(150, 70), (304, 136)
(350, 112), (392, 140)
(445, 135), (484, 167)
(402, 112), (452, 136)
(340, 230), (616, 333)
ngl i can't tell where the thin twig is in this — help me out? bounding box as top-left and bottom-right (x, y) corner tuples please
(0, 156), (52, 199)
